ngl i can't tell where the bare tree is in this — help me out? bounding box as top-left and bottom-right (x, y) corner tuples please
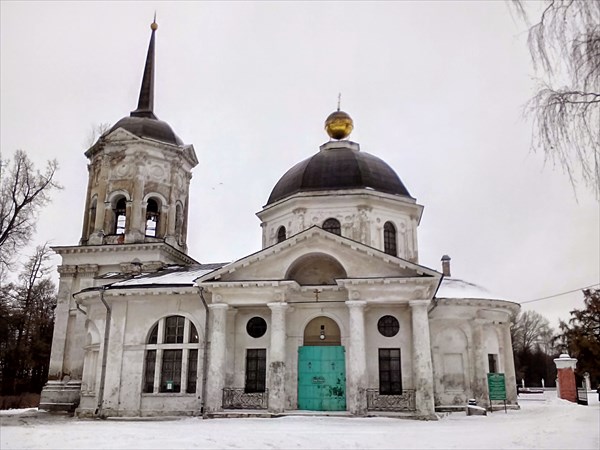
(0, 244), (57, 398)
(0, 150), (61, 273)
(85, 122), (112, 148)
(511, 310), (554, 354)
(512, 1), (600, 197)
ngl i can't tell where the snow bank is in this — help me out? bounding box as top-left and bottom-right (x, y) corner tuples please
(1, 392), (598, 449)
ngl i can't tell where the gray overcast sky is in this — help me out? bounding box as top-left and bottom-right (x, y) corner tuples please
(1, 1), (598, 327)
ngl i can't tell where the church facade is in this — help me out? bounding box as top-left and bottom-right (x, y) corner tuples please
(40, 22), (519, 419)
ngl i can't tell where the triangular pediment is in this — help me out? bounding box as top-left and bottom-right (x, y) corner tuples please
(103, 127), (141, 142)
(196, 226), (440, 286)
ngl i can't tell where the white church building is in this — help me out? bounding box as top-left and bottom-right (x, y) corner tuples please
(40, 21), (520, 419)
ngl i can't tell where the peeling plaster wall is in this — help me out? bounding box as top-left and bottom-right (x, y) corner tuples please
(76, 292), (206, 417)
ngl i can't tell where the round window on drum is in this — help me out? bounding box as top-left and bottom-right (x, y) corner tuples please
(377, 315), (399, 337)
(246, 317), (267, 338)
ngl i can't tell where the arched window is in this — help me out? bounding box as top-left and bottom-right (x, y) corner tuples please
(383, 221), (397, 256)
(145, 198), (160, 237)
(144, 315), (200, 394)
(114, 197), (127, 235)
(322, 218), (341, 236)
(277, 226), (286, 243)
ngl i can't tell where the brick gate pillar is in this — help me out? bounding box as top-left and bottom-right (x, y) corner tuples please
(554, 353), (577, 403)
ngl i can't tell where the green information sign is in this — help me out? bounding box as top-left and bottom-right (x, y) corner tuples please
(487, 373), (507, 400)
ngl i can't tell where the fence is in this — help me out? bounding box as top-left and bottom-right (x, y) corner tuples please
(222, 388), (269, 409)
(366, 389), (416, 412)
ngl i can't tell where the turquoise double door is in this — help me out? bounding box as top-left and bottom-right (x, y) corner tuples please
(297, 346), (346, 411)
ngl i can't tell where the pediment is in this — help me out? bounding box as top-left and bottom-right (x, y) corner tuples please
(104, 127), (143, 143)
(196, 226), (440, 286)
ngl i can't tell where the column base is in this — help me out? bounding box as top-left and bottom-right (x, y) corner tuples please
(39, 380), (82, 413)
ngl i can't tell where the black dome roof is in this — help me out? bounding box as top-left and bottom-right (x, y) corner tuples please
(110, 116), (183, 146)
(267, 144), (411, 205)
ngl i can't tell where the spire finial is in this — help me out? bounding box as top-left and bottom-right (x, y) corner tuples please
(337, 93), (341, 111)
(131, 17), (158, 119)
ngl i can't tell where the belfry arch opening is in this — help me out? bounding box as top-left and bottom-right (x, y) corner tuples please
(286, 253), (347, 286)
(303, 316), (341, 346)
(145, 198), (160, 237)
(113, 197), (127, 235)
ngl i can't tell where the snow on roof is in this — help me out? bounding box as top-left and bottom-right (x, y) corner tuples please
(436, 277), (510, 301)
(110, 263), (227, 288)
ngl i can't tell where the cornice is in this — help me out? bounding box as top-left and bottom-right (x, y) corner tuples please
(258, 188), (422, 218)
(433, 297), (520, 313)
(51, 242), (198, 265)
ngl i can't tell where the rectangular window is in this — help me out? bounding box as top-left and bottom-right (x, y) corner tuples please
(165, 316), (185, 344)
(144, 350), (156, 393)
(379, 348), (402, 395)
(187, 349), (198, 394)
(488, 354), (498, 373)
(160, 349), (182, 392)
(245, 349), (266, 393)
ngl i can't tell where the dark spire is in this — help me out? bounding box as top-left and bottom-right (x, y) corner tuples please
(130, 18), (158, 119)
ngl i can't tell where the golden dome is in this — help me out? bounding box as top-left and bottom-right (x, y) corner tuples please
(325, 110), (353, 140)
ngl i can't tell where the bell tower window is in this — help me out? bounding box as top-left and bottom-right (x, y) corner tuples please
(145, 198), (160, 237)
(114, 197), (127, 235)
(383, 221), (397, 256)
(277, 226), (286, 243)
(88, 197), (97, 237)
(322, 218), (341, 236)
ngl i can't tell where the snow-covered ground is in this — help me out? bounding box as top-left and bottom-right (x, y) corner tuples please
(1, 392), (598, 449)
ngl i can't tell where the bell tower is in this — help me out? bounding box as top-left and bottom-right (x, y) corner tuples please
(40, 20), (198, 412)
(80, 19), (197, 253)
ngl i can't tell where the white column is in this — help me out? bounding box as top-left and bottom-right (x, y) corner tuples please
(267, 302), (289, 413)
(47, 266), (77, 380)
(471, 319), (488, 405)
(501, 322), (518, 404)
(205, 303), (228, 412)
(409, 300), (435, 418)
(345, 300), (367, 415)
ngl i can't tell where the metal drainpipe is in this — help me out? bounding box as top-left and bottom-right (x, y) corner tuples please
(198, 287), (210, 419)
(95, 286), (111, 418)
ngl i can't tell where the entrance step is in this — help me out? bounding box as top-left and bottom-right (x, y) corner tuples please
(207, 410), (274, 419)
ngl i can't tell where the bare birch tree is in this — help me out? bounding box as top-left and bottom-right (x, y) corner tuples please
(0, 150), (61, 273)
(512, 1), (600, 197)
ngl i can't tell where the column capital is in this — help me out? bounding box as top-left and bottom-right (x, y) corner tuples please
(345, 300), (367, 309)
(408, 299), (429, 308)
(267, 302), (289, 311)
(208, 303), (229, 311)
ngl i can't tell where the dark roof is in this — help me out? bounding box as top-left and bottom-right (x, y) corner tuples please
(267, 145), (411, 205)
(110, 116), (183, 145)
